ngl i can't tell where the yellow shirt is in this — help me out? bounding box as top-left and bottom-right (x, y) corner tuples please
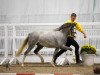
(64, 20), (83, 33)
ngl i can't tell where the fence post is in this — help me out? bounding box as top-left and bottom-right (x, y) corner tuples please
(0, 25), (9, 65)
(9, 25), (19, 65)
(13, 25), (16, 57)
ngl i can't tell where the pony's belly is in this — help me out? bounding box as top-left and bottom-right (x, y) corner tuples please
(41, 44), (56, 48)
(38, 31), (65, 48)
(39, 40), (57, 48)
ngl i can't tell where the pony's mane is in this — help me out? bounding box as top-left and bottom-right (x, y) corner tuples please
(59, 23), (75, 31)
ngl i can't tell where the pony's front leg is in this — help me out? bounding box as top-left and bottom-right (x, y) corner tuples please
(52, 48), (59, 63)
(51, 48), (59, 67)
(61, 45), (72, 51)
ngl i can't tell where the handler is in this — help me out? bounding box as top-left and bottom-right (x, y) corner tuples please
(53, 13), (87, 64)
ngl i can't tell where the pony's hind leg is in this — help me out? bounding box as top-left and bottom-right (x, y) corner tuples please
(22, 44), (35, 66)
(34, 43), (44, 63)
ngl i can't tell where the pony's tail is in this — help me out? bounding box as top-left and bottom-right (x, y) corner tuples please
(16, 37), (28, 57)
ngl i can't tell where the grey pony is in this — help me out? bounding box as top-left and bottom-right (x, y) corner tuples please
(16, 23), (74, 66)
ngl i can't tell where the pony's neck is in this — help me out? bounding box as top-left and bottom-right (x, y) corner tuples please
(61, 29), (69, 37)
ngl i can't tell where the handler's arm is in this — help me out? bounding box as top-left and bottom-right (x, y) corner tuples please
(76, 22), (87, 38)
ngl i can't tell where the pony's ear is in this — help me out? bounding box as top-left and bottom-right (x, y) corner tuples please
(62, 23), (71, 28)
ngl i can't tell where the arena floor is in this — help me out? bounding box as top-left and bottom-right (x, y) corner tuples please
(0, 63), (98, 75)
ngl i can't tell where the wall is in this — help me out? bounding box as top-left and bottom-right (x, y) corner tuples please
(0, 0), (100, 23)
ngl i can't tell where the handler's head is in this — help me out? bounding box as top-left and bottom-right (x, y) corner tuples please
(70, 13), (77, 22)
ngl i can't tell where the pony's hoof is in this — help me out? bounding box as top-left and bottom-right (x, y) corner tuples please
(50, 62), (56, 67)
(21, 64), (24, 67)
(41, 59), (44, 63)
(41, 61), (44, 63)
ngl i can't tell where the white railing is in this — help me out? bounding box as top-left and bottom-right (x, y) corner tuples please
(0, 22), (100, 64)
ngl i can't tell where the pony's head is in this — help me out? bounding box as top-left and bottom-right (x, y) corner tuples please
(60, 23), (75, 31)
(60, 23), (75, 36)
